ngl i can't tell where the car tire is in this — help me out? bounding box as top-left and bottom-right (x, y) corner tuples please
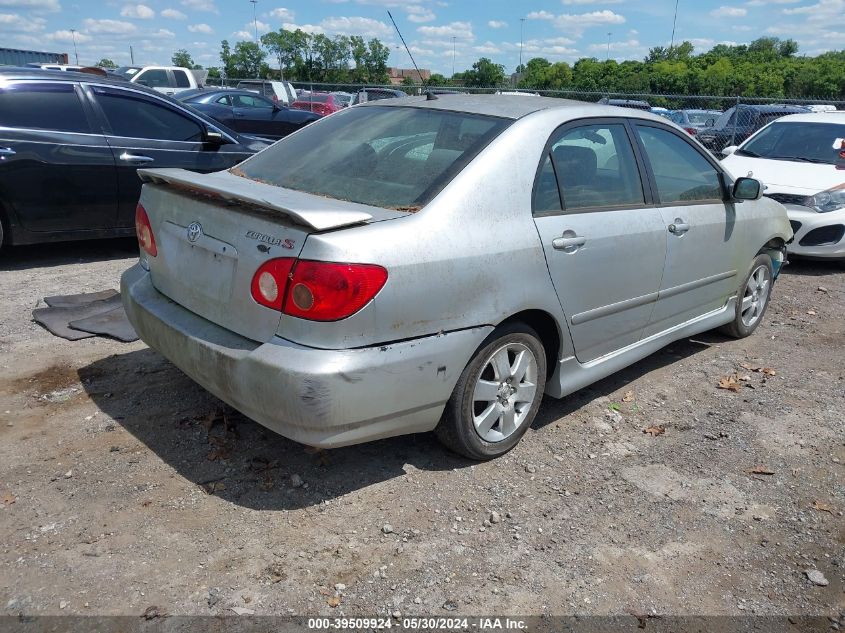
(435, 322), (546, 460)
(720, 253), (774, 339)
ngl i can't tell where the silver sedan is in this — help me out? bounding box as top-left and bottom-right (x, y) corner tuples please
(122, 95), (792, 459)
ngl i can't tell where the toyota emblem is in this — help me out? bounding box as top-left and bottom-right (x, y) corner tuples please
(187, 222), (203, 243)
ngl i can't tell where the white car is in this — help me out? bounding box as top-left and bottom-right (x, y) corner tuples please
(722, 112), (845, 260)
(236, 80), (297, 106)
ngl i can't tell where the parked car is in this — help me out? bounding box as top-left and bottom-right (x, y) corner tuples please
(236, 80), (297, 106)
(121, 95), (791, 460)
(722, 112), (845, 260)
(696, 104), (809, 153)
(351, 87), (407, 105)
(495, 90), (540, 96)
(290, 92), (344, 116)
(331, 91), (354, 108)
(0, 69), (268, 250)
(113, 65), (207, 96)
(179, 89), (319, 141)
(598, 98), (651, 111)
(669, 109), (723, 137)
(25, 63), (85, 72)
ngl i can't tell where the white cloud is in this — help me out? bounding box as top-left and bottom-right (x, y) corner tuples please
(149, 28), (175, 38)
(187, 22), (213, 33)
(487, 20), (507, 28)
(783, 0), (844, 20)
(407, 5), (435, 23)
(180, 0), (217, 13)
(417, 21), (474, 40)
(161, 8), (187, 19)
(746, 0), (799, 4)
(46, 28), (92, 42)
(121, 4), (155, 19)
(232, 29), (253, 39)
(0, 0), (59, 11)
(563, 0), (623, 3)
(269, 7), (294, 21)
(0, 12), (45, 31)
(526, 10), (555, 20)
(82, 18), (137, 34)
(281, 21), (324, 35)
(553, 10), (626, 30)
(320, 16), (393, 38)
(710, 5), (747, 17)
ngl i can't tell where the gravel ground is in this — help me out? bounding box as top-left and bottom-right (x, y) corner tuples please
(0, 239), (843, 619)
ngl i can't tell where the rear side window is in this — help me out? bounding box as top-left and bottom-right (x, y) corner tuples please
(173, 70), (191, 88)
(636, 125), (723, 203)
(235, 106), (510, 209)
(93, 87), (203, 142)
(232, 94), (272, 109)
(135, 69), (170, 88)
(0, 82), (89, 133)
(549, 123), (645, 210)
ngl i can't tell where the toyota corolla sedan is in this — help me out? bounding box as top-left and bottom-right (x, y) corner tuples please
(122, 96), (792, 460)
(722, 112), (845, 260)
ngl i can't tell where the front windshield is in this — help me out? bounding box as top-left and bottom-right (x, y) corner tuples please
(741, 121), (845, 164)
(688, 112), (716, 125)
(233, 105), (510, 210)
(114, 66), (140, 79)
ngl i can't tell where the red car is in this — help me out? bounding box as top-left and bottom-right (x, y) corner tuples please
(291, 92), (342, 116)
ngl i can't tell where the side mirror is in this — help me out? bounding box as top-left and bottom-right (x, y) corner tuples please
(722, 145), (738, 157)
(203, 129), (226, 145)
(732, 177), (763, 201)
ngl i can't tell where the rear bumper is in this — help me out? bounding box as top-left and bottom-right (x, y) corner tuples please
(784, 205), (845, 259)
(121, 264), (491, 448)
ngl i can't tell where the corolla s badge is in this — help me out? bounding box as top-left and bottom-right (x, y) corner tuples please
(187, 222), (203, 243)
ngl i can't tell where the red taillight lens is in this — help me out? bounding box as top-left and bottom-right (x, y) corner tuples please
(135, 204), (157, 257)
(285, 261), (388, 321)
(685, 127), (697, 136)
(250, 258), (296, 310)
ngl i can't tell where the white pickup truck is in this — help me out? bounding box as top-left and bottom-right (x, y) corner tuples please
(113, 65), (208, 96)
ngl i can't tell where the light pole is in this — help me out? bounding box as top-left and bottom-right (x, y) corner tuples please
(70, 28), (79, 65)
(451, 36), (456, 78)
(670, 0), (679, 51)
(606, 32), (612, 61)
(519, 17), (525, 71)
(250, 0), (259, 43)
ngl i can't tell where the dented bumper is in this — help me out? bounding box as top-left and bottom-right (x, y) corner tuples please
(121, 264), (491, 448)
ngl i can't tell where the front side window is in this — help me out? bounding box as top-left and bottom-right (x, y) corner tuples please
(234, 106), (510, 209)
(636, 125), (723, 203)
(232, 94), (272, 109)
(94, 88), (203, 142)
(0, 82), (89, 133)
(173, 70), (191, 88)
(214, 95), (232, 106)
(549, 123), (645, 210)
(740, 121), (845, 165)
(135, 69), (170, 88)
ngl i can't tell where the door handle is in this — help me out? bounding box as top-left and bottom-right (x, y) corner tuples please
(119, 152), (155, 164)
(0, 147), (16, 157)
(552, 233), (587, 251)
(668, 220), (690, 235)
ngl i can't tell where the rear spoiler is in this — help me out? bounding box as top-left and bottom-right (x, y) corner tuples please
(138, 168), (378, 231)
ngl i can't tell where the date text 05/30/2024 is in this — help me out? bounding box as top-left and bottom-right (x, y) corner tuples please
(307, 618), (527, 630)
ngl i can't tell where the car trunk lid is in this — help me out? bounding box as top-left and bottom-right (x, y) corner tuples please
(137, 168), (404, 342)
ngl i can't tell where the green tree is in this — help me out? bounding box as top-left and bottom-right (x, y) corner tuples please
(463, 57), (505, 87)
(229, 41), (266, 78)
(171, 49), (196, 68)
(219, 40), (236, 77)
(96, 58), (117, 69)
(365, 38), (390, 83)
(429, 72), (448, 85)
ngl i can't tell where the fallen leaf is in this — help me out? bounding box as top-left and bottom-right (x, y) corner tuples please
(739, 362), (760, 371)
(142, 606), (164, 620)
(817, 286), (829, 293)
(200, 409), (222, 433)
(1, 492), (15, 506)
(760, 368), (777, 376)
(206, 449), (229, 462)
(203, 481), (226, 494)
(141, 499), (152, 508)
(807, 310), (816, 316)
(643, 425), (665, 437)
(811, 500), (834, 514)
(327, 596), (341, 608)
(738, 374), (752, 382)
(608, 403), (621, 411)
(622, 390), (635, 403)
(748, 466), (776, 475)
(718, 375), (742, 392)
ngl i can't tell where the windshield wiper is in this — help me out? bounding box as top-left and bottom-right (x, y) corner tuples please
(736, 149), (762, 158)
(769, 155), (832, 164)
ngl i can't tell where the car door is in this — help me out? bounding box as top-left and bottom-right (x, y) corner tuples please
(0, 80), (118, 232)
(87, 84), (250, 228)
(231, 93), (281, 137)
(632, 123), (740, 337)
(532, 119), (667, 363)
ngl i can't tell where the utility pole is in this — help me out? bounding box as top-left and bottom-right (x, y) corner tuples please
(452, 36), (456, 78)
(70, 29), (79, 65)
(670, 0), (679, 52)
(519, 18), (525, 71)
(606, 32), (612, 61)
(129, 44), (135, 64)
(250, 0), (259, 43)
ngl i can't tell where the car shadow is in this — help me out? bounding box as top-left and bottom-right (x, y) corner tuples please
(780, 257), (843, 277)
(78, 335), (714, 511)
(0, 238), (138, 272)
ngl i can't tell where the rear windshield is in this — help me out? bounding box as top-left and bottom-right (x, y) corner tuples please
(687, 112), (716, 125)
(233, 105), (510, 210)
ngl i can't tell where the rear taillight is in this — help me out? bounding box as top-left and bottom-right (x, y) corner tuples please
(250, 258), (296, 311)
(135, 204), (157, 257)
(250, 258), (388, 321)
(685, 127), (697, 136)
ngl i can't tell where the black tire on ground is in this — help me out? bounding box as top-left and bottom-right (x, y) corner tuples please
(720, 253), (774, 339)
(435, 322), (546, 461)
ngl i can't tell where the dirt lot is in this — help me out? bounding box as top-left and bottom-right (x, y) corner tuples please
(0, 239), (843, 619)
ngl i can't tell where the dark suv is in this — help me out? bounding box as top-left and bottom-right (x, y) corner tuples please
(696, 104), (810, 153)
(0, 68), (268, 250)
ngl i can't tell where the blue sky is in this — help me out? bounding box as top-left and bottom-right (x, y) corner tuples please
(2, 0), (844, 74)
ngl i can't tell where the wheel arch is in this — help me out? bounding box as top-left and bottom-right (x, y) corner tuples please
(497, 309), (562, 380)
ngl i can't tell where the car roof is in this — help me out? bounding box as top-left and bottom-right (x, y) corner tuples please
(0, 67), (159, 93)
(737, 104), (808, 112)
(763, 112), (845, 124)
(360, 94), (672, 122)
